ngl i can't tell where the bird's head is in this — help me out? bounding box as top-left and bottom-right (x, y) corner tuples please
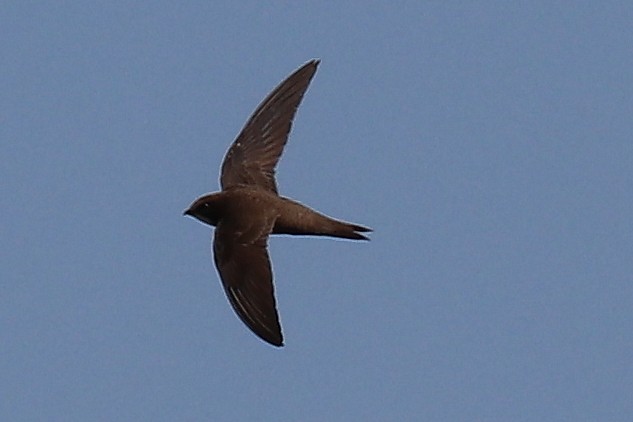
(183, 193), (224, 227)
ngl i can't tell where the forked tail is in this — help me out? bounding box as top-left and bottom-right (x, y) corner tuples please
(328, 220), (372, 241)
(272, 199), (372, 240)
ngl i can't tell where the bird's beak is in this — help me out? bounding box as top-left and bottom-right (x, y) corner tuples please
(183, 208), (191, 216)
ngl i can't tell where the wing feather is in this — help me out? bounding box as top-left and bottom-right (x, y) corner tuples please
(212, 213), (283, 346)
(220, 60), (319, 193)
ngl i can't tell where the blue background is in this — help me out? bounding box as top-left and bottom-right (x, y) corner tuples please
(2, 2), (632, 421)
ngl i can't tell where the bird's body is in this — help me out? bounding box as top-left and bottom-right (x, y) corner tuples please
(189, 187), (369, 240)
(185, 60), (370, 347)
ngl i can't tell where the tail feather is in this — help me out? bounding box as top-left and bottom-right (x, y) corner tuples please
(331, 221), (372, 241)
(272, 200), (372, 240)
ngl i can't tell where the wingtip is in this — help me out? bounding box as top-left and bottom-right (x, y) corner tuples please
(305, 58), (320, 69)
(264, 335), (284, 348)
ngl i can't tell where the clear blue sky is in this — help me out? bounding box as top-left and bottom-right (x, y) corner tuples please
(2, 2), (632, 421)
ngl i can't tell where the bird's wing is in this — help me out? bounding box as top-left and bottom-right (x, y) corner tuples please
(212, 210), (283, 346)
(220, 60), (319, 194)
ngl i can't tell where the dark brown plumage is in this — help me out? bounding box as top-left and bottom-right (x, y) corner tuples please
(184, 60), (371, 347)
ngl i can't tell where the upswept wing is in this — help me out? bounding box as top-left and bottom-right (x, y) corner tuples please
(220, 60), (319, 193)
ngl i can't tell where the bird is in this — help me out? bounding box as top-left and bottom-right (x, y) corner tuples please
(184, 60), (371, 347)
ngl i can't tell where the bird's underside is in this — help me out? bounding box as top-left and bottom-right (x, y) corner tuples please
(184, 60), (371, 347)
